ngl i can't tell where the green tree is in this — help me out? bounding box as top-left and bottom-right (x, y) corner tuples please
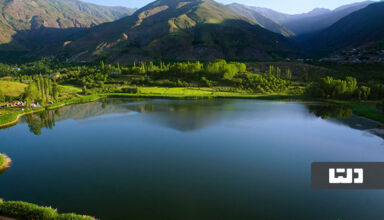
(24, 83), (40, 106)
(285, 69), (292, 80)
(0, 89), (5, 103)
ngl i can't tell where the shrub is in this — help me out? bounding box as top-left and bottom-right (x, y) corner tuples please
(0, 201), (95, 220)
(57, 213), (95, 220)
(122, 87), (138, 94)
(0, 201), (57, 220)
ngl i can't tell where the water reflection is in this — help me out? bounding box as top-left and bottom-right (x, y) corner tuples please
(26, 111), (56, 135)
(305, 103), (384, 140)
(123, 100), (233, 131)
(2, 99), (384, 219)
(306, 104), (353, 119)
(18, 99), (384, 140)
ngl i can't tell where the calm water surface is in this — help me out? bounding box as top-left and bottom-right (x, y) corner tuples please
(1, 99), (384, 220)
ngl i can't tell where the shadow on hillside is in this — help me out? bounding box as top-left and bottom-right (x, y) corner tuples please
(103, 19), (300, 63)
(0, 18), (301, 63)
(0, 26), (89, 63)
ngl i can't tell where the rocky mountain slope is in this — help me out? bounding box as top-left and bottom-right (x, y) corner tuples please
(0, 0), (135, 48)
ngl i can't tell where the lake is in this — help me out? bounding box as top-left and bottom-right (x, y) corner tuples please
(1, 98), (384, 219)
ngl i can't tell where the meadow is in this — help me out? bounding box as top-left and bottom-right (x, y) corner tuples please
(0, 80), (27, 97)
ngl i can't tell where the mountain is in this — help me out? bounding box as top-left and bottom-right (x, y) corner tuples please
(0, 0), (135, 47)
(251, 1), (374, 35)
(226, 3), (294, 37)
(247, 7), (330, 25)
(57, 0), (297, 62)
(300, 2), (384, 56)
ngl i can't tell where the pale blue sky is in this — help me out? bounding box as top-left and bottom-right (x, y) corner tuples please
(82, 0), (375, 14)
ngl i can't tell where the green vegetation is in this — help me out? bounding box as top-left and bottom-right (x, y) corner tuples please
(0, 58), (383, 127)
(329, 100), (384, 123)
(0, 200), (95, 220)
(0, 153), (11, 171)
(0, 81), (27, 97)
(0, 154), (4, 167)
(24, 76), (60, 105)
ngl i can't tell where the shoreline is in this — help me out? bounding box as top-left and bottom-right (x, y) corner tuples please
(0, 200), (95, 220)
(0, 93), (382, 128)
(0, 154), (12, 171)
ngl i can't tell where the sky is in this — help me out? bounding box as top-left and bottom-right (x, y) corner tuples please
(81, 0), (374, 14)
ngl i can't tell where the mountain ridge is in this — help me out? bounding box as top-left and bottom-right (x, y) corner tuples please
(250, 1), (374, 35)
(0, 0), (135, 47)
(57, 0), (297, 62)
(300, 2), (384, 56)
(226, 3), (294, 37)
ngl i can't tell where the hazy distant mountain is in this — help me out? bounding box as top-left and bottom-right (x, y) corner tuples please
(251, 1), (374, 35)
(301, 2), (384, 55)
(58, 0), (297, 62)
(0, 0), (135, 47)
(226, 3), (294, 37)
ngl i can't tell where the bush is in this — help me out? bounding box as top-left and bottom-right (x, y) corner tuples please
(57, 213), (95, 220)
(305, 76), (367, 100)
(0, 201), (95, 220)
(121, 87), (138, 94)
(0, 201), (57, 220)
(237, 73), (289, 93)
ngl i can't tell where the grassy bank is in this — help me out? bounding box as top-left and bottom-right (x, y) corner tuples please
(0, 94), (107, 128)
(0, 200), (95, 220)
(0, 154), (4, 167)
(0, 87), (383, 127)
(0, 154), (11, 171)
(328, 100), (384, 124)
(0, 107), (45, 128)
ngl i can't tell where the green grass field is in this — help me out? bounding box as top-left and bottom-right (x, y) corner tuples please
(0, 81), (27, 97)
(137, 87), (248, 96)
(58, 85), (82, 94)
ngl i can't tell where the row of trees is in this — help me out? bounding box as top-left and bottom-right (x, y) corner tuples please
(121, 60), (247, 81)
(268, 65), (292, 80)
(24, 76), (59, 105)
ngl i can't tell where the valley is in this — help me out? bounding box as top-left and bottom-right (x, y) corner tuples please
(0, 0), (383, 220)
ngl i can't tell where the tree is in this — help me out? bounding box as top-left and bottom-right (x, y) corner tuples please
(285, 69), (292, 80)
(0, 89), (5, 103)
(100, 61), (105, 72)
(24, 83), (40, 106)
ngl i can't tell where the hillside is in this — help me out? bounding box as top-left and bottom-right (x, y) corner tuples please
(251, 1), (373, 35)
(226, 3), (294, 37)
(58, 0), (297, 62)
(300, 2), (384, 56)
(0, 0), (135, 48)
